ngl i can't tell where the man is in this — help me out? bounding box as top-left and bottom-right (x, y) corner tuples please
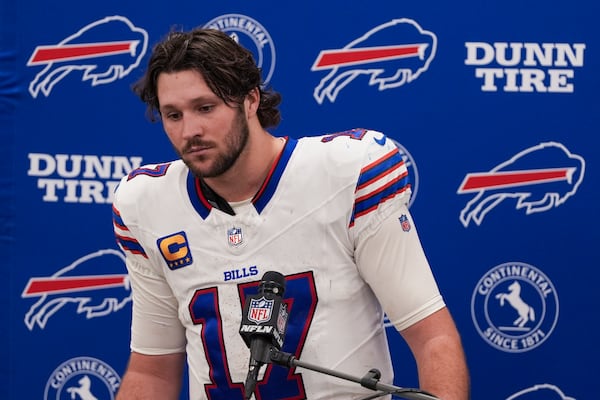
(113, 28), (469, 400)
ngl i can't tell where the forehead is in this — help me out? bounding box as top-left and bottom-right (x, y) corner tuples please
(157, 69), (217, 107)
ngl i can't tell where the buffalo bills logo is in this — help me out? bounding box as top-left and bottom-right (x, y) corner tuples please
(458, 142), (585, 227)
(22, 249), (130, 330)
(312, 18), (437, 104)
(27, 15), (148, 98)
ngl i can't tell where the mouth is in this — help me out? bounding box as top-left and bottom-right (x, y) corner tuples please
(184, 142), (213, 156)
(187, 146), (210, 154)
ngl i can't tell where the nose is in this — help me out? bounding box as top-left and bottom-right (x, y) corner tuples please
(180, 113), (203, 140)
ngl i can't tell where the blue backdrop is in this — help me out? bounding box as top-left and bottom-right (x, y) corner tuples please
(2, 1), (599, 399)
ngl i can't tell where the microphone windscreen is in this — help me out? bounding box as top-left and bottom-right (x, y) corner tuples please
(262, 271), (285, 286)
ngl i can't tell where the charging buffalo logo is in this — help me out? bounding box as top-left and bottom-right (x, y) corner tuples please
(22, 249), (131, 330)
(471, 262), (559, 353)
(458, 142), (585, 227)
(27, 15), (148, 98)
(312, 18), (436, 104)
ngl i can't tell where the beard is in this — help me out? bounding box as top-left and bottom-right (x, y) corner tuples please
(179, 108), (250, 178)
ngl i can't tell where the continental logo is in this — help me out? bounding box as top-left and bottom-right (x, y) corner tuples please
(391, 139), (419, 208)
(471, 262), (559, 353)
(204, 14), (276, 85)
(44, 356), (120, 399)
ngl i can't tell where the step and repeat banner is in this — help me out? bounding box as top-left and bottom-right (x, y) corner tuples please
(2, 0), (598, 399)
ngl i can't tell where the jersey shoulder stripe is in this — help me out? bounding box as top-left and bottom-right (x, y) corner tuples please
(112, 161), (182, 258)
(352, 174), (410, 226)
(111, 204), (127, 231)
(350, 142), (410, 227)
(115, 232), (148, 258)
(356, 148), (403, 191)
(112, 205), (148, 258)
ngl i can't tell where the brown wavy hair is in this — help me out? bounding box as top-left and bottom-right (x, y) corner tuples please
(133, 28), (282, 128)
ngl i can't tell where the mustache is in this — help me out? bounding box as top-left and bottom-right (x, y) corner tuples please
(182, 137), (215, 153)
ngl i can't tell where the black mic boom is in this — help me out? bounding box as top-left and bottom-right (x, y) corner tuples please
(239, 271), (289, 399)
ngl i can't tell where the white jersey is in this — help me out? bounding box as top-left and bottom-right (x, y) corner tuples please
(112, 128), (445, 400)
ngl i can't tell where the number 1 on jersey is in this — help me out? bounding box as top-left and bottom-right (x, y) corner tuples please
(189, 271), (318, 400)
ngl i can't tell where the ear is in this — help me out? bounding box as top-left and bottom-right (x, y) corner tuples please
(244, 87), (260, 117)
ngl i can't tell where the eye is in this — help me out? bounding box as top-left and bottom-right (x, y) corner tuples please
(165, 111), (182, 121)
(198, 104), (215, 113)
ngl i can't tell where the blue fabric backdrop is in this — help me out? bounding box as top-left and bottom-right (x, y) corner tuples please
(2, 1), (599, 399)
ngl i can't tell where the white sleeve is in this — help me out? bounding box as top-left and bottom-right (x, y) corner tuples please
(355, 201), (446, 332)
(112, 172), (186, 355)
(125, 255), (187, 355)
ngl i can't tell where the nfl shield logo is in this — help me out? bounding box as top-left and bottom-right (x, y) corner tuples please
(248, 297), (274, 324)
(228, 227), (243, 246)
(399, 214), (411, 232)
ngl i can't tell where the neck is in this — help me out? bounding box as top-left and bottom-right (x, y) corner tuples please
(203, 130), (284, 202)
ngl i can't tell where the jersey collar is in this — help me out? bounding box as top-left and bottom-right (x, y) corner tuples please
(186, 137), (298, 218)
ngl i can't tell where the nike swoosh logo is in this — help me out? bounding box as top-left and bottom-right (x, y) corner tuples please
(374, 134), (387, 146)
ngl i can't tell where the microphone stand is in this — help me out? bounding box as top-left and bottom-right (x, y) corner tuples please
(269, 349), (440, 400)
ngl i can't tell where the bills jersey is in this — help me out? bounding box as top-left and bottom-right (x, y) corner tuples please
(112, 128), (444, 400)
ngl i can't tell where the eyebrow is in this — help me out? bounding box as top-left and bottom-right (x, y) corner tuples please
(159, 95), (221, 112)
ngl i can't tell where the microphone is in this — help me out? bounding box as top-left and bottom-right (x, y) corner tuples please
(239, 271), (289, 399)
